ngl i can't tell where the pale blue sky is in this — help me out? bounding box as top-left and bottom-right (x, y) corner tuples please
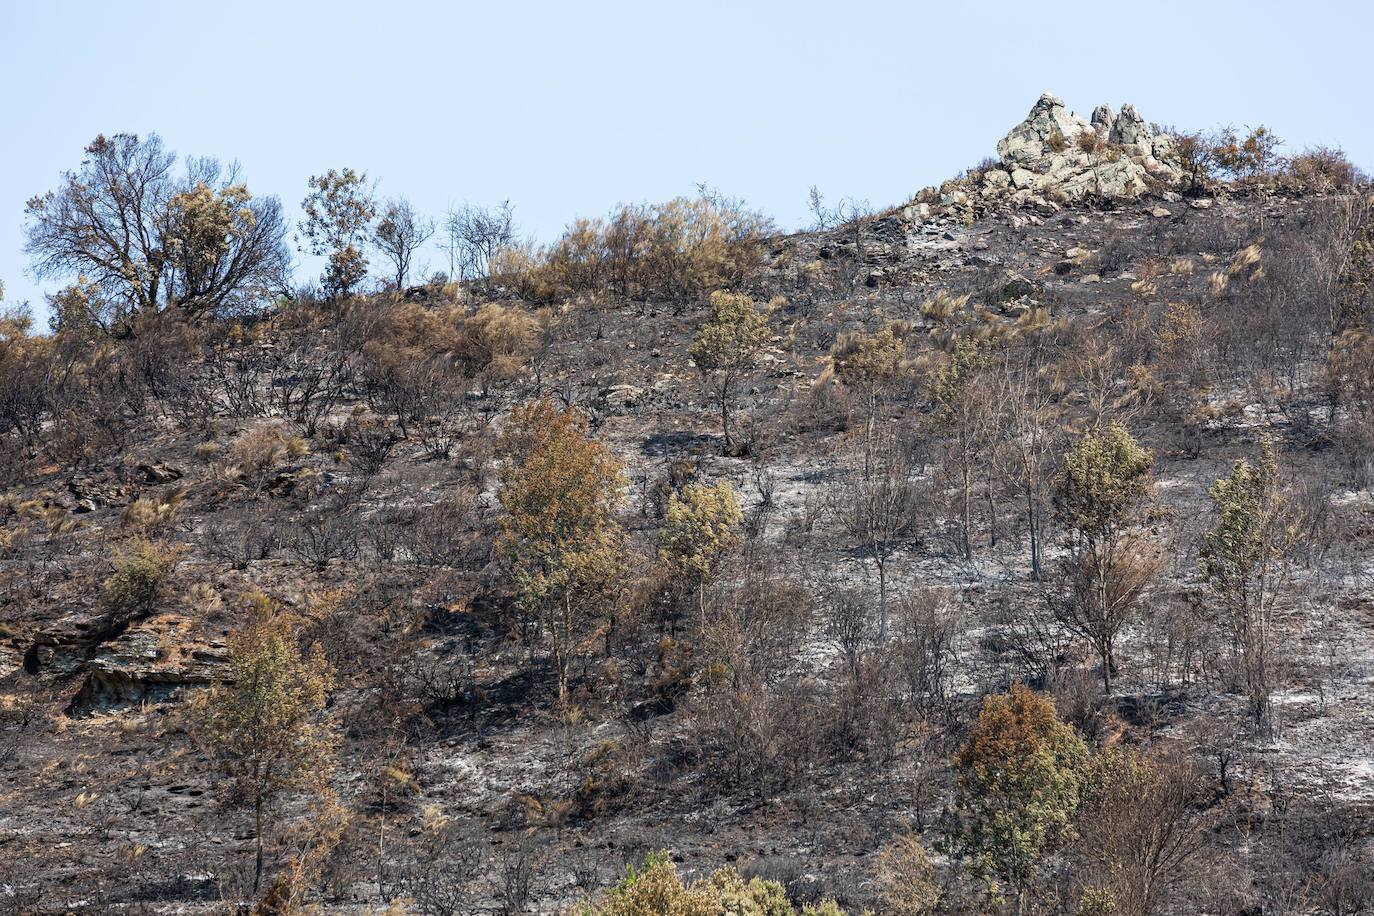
(3, 0), (1370, 318)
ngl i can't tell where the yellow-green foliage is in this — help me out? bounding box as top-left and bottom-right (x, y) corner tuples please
(831, 322), (908, 392)
(579, 852), (834, 916)
(104, 538), (178, 616)
(691, 292), (769, 374)
(498, 399), (627, 701)
(192, 593), (337, 892)
(660, 480), (743, 586)
(300, 168), (377, 298)
(690, 291), (770, 448)
(950, 683), (1089, 901)
(1054, 422), (1152, 543)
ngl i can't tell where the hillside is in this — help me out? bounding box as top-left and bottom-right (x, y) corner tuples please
(2, 95), (1374, 915)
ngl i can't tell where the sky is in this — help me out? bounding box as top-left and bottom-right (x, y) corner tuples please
(3, 0), (1371, 322)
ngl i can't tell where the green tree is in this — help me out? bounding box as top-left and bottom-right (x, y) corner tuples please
(498, 399), (627, 707)
(1053, 422), (1155, 693)
(25, 134), (289, 329)
(660, 479), (743, 633)
(690, 291), (769, 451)
(948, 683), (1089, 913)
(193, 594), (336, 892)
(1196, 438), (1293, 738)
(300, 168), (377, 299)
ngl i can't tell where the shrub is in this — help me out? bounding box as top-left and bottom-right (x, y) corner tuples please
(1287, 147), (1359, 191)
(948, 683), (1089, 907)
(121, 491), (185, 536)
(495, 192), (773, 304)
(579, 852), (823, 916)
(873, 834), (941, 916)
(104, 539), (178, 616)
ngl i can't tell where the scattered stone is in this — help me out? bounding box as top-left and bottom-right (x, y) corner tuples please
(1190, 198), (1213, 209)
(1151, 207), (1172, 218)
(137, 462), (182, 484)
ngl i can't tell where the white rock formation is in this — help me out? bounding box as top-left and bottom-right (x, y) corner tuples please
(991, 93), (1182, 202)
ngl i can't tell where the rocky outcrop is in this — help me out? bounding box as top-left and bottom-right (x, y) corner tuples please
(899, 93), (1188, 231)
(989, 93), (1182, 203)
(63, 616), (225, 715)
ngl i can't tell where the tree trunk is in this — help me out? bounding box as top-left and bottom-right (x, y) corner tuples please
(961, 463), (973, 562)
(254, 795), (264, 892)
(877, 557), (888, 642)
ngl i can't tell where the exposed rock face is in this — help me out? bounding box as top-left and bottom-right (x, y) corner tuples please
(995, 92), (1094, 166)
(988, 93), (1181, 203)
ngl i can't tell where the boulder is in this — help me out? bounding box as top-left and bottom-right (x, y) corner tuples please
(1058, 158), (1150, 200)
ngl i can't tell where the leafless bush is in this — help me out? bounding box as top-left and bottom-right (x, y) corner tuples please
(495, 838), (545, 915)
(403, 490), (486, 568)
(399, 828), (484, 916)
(203, 505), (278, 570)
(287, 507), (360, 571)
(890, 588), (960, 717)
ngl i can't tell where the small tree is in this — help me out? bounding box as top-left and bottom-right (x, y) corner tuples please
(690, 291), (768, 451)
(498, 400), (627, 707)
(948, 683), (1089, 913)
(300, 168), (377, 299)
(1169, 130), (1218, 193)
(1053, 421), (1155, 693)
(373, 197), (435, 290)
(835, 430), (918, 641)
(1196, 438), (1293, 738)
(659, 479), (743, 633)
(444, 201), (517, 281)
(929, 336), (994, 562)
(26, 133), (289, 327)
(1075, 747), (1206, 916)
(193, 594), (336, 893)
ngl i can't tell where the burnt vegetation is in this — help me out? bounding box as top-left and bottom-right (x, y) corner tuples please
(1, 116), (1374, 915)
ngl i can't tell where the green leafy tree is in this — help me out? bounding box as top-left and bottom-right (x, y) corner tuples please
(690, 291), (769, 451)
(300, 168), (377, 299)
(1053, 422), (1155, 693)
(193, 594), (336, 892)
(498, 399), (627, 707)
(948, 683), (1089, 913)
(660, 479), (743, 632)
(1196, 438), (1293, 738)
